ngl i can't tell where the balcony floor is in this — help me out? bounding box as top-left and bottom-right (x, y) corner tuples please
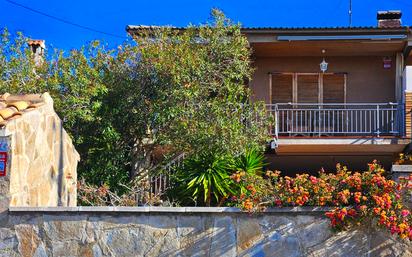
(274, 137), (411, 155)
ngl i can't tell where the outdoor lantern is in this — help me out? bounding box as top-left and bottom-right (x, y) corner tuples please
(320, 58), (328, 73)
(320, 49), (328, 73)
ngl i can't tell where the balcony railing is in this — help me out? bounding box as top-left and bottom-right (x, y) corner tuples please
(267, 103), (403, 137)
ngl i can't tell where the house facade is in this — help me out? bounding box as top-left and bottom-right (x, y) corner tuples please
(127, 11), (412, 174)
(242, 11), (412, 173)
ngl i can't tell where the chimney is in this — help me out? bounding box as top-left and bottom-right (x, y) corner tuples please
(27, 39), (45, 66)
(377, 10), (402, 28)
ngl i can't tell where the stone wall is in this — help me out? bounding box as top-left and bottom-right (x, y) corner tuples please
(0, 207), (410, 257)
(1, 93), (79, 208)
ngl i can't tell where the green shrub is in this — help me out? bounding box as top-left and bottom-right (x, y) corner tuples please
(169, 153), (233, 206)
(169, 148), (266, 206)
(230, 148), (266, 175)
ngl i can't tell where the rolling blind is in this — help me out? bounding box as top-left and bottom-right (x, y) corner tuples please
(323, 74), (345, 103)
(272, 74), (293, 104)
(297, 75), (319, 103)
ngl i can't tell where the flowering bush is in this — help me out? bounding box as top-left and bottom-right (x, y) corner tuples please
(394, 153), (412, 165)
(228, 161), (412, 240)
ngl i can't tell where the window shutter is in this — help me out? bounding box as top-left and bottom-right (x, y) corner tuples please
(323, 74), (345, 103)
(272, 74), (293, 104)
(297, 75), (319, 103)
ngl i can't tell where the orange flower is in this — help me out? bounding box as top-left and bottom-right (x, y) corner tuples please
(354, 192), (362, 204)
(243, 199), (253, 211)
(246, 185), (257, 195)
(230, 161), (411, 241)
(359, 205), (367, 212)
(230, 173), (241, 183)
(348, 208), (357, 217)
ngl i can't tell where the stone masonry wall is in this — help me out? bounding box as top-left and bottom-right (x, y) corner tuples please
(0, 207), (411, 257)
(3, 94), (79, 208)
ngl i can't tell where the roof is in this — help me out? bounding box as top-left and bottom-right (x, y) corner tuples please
(126, 25), (184, 34)
(0, 93), (46, 126)
(126, 25), (410, 35)
(240, 26), (409, 31)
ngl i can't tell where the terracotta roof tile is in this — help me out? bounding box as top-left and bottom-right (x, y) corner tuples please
(8, 101), (29, 111)
(0, 108), (17, 120)
(0, 93), (47, 126)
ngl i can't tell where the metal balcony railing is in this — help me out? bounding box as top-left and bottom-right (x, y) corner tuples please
(267, 103), (404, 137)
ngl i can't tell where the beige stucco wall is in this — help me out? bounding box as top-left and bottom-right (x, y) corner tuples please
(3, 95), (79, 207)
(250, 56), (397, 104)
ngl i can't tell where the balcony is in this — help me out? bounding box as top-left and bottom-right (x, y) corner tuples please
(268, 103), (403, 138)
(267, 103), (408, 155)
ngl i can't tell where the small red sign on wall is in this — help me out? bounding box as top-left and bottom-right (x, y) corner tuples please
(0, 152), (7, 177)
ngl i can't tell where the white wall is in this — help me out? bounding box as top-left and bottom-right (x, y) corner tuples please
(404, 66), (412, 93)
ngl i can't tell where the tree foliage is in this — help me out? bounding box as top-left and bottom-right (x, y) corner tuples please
(0, 9), (270, 193)
(0, 28), (129, 190)
(107, 9), (269, 178)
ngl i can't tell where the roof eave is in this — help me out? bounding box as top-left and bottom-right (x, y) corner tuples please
(241, 27), (410, 35)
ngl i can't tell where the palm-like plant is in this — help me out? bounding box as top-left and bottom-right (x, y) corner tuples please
(171, 153), (234, 206)
(231, 148), (266, 175)
(169, 149), (267, 206)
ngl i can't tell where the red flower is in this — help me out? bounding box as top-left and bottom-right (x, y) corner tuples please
(401, 210), (410, 217)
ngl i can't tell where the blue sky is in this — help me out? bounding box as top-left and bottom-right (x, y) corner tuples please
(1, 0), (412, 51)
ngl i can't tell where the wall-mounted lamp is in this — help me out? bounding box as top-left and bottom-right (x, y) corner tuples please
(320, 49), (328, 73)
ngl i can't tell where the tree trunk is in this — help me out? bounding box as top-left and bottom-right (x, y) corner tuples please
(130, 139), (154, 180)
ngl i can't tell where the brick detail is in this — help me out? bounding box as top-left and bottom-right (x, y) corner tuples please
(378, 19), (401, 28)
(405, 91), (412, 138)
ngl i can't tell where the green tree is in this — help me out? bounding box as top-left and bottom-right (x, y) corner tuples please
(106, 9), (270, 179)
(0, 29), (131, 190)
(0, 9), (270, 196)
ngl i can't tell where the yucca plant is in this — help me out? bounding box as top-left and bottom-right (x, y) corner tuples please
(169, 148), (267, 206)
(170, 153), (235, 206)
(230, 148), (266, 175)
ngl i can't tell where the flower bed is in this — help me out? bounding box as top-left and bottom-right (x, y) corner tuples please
(228, 161), (412, 240)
